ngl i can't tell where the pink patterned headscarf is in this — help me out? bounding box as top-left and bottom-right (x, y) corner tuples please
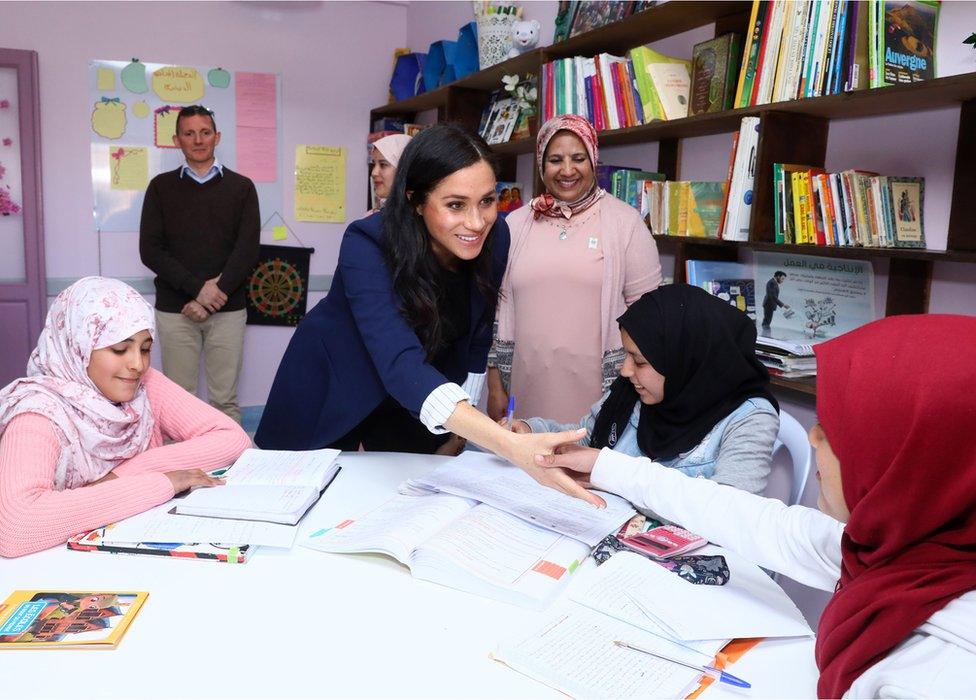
(530, 114), (604, 220)
(0, 277), (156, 490)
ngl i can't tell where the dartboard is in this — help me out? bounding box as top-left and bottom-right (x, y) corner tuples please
(248, 257), (304, 318)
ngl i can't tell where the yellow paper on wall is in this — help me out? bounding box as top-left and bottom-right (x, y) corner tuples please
(109, 147), (149, 190)
(97, 67), (116, 91)
(154, 106), (180, 148)
(273, 225), (288, 241)
(152, 66), (205, 103)
(295, 145), (346, 223)
(91, 99), (127, 139)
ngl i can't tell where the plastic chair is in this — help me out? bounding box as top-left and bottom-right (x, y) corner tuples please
(772, 410), (813, 506)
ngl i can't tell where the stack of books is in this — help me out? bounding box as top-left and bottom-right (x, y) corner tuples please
(773, 165), (925, 248)
(754, 335), (818, 379)
(736, 0), (939, 107)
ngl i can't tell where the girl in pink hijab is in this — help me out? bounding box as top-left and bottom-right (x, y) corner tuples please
(0, 277), (250, 557)
(370, 133), (412, 212)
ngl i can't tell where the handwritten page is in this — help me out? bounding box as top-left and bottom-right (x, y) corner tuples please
(237, 125), (277, 183)
(224, 448), (340, 489)
(406, 452), (635, 546)
(495, 605), (701, 699)
(294, 145), (346, 222)
(105, 502), (298, 548)
(578, 552), (813, 641)
(235, 71), (277, 128)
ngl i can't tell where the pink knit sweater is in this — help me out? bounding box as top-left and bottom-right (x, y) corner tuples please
(0, 368), (252, 557)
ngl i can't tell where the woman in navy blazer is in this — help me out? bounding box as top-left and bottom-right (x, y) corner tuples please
(257, 125), (598, 505)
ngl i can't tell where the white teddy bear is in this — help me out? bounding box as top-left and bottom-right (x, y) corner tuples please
(507, 19), (541, 58)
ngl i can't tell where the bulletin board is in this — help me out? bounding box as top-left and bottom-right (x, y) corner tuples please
(88, 58), (282, 232)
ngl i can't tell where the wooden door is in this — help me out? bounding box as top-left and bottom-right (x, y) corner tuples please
(0, 48), (45, 387)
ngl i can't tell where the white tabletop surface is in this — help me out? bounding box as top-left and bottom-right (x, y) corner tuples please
(0, 452), (819, 699)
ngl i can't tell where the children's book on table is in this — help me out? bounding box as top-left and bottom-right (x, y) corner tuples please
(67, 525), (252, 563)
(0, 591), (148, 649)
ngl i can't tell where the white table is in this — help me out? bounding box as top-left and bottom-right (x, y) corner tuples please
(0, 452), (819, 699)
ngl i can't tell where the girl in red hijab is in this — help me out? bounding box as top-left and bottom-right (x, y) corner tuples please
(537, 314), (976, 698)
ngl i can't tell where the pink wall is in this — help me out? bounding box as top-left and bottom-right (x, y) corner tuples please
(0, 0), (406, 406)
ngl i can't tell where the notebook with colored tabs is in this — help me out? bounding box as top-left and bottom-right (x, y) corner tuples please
(67, 525), (252, 563)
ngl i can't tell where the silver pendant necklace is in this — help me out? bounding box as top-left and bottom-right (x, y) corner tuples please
(559, 229), (568, 240)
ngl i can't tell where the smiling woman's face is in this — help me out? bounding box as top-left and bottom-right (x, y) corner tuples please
(541, 131), (595, 203)
(86, 329), (153, 403)
(416, 159), (498, 270)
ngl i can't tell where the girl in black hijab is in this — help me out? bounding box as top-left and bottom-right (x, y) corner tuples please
(511, 284), (779, 493)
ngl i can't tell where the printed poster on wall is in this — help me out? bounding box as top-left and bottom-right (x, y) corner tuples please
(755, 251), (876, 345)
(88, 59), (282, 232)
(294, 145), (346, 223)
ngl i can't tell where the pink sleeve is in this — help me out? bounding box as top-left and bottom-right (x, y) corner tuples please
(111, 369), (252, 477)
(622, 212), (662, 304)
(0, 413), (174, 558)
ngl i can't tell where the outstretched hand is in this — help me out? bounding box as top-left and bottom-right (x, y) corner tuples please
(504, 428), (606, 508)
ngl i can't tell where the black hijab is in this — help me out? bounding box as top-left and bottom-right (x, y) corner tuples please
(590, 284), (778, 460)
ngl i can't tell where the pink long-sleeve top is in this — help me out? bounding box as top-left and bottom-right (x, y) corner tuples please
(0, 368), (252, 557)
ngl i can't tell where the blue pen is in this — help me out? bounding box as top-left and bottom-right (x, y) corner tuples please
(506, 395), (516, 429)
(613, 640), (752, 689)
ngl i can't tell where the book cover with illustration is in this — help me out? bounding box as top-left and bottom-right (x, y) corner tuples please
(882, 0), (939, 84)
(706, 279), (756, 320)
(690, 33), (742, 115)
(0, 591), (148, 649)
(495, 182), (524, 213)
(755, 252), (876, 345)
(888, 176), (925, 247)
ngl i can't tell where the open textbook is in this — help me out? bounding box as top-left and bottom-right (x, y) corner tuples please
(402, 452), (636, 547)
(174, 448), (340, 525)
(494, 552), (812, 698)
(305, 452), (635, 608)
(305, 493), (591, 609)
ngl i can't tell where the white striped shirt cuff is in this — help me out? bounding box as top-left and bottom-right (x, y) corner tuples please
(420, 382), (470, 434)
(461, 372), (486, 408)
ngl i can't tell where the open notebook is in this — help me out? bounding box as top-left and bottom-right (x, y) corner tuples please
(305, 493), (592, 610)
(174, 448), (340, 525)
(493, 551), (812, 697)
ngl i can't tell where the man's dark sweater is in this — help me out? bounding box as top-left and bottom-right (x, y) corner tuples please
(139, 167), (260, 313)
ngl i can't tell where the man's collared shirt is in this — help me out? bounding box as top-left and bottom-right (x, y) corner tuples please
(180, 158), (224, 184)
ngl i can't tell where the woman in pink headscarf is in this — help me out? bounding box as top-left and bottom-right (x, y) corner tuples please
(0, 277), (251, 557)
(487, 114), (661, 423)
(370, 133), (412, 212)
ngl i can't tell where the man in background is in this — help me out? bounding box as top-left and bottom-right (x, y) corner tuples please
(139, 105), (259, 422)
(761, 270), (790, 332)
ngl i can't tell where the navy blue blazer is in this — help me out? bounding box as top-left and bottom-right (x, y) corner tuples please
(255, 212), (510, 450)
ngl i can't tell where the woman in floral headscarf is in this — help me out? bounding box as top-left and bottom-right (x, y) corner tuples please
(0, 277), (250, 557)
(487, 114), (661, 423)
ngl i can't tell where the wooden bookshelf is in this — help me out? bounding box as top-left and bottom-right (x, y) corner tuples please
(369, 2), (976, 398)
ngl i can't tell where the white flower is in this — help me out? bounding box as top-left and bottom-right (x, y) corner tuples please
(502, 74), (520, 92)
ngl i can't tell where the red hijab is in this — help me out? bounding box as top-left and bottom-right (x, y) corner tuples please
(813, 314), (976, 698)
